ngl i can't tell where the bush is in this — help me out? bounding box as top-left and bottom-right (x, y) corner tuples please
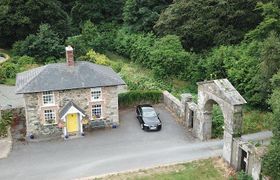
(111, 62), (123, 73)
(0, 62), (19, 79)
(0, 110), (13, 138)
(118, 91), (162, 108)
(81, 50), (111, 66)
(114, 28), (138, 57)
(0, 56), (39, 85)
(236, 171), (253, 180)
(149, 35), (192, 78)
(212, 105), (224, 138)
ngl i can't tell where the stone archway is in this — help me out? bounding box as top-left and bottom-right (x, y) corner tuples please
(195, 79), (246, 164)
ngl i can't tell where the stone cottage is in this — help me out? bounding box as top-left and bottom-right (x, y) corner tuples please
(15, 46), (126, 139)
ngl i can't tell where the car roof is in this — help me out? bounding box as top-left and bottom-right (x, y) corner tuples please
(141, 106), (155, 111)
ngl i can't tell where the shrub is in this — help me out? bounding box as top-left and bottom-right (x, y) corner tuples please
(0, 62), (19, 79)
(118, 90), (162, 108)
(114, 28), (138, 57)
(129, 33), (155, 66)
(212, 105), (224, 138)
(111, 62), (123, 73)
(82, 50), (111, 66)
(16, 55), (35, 66)
(0, 110), (13, 138)
(237, 171), (253, 180)
(149, 35), (191, 78)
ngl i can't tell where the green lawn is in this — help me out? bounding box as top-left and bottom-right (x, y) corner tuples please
(95, 158), (227, 180)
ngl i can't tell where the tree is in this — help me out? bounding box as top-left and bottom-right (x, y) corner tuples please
(154, 0), (262, 51)
(149, 35), (192, 78)
(252, 32), (280, 107)
(71, 0), (124, 27)
(123, 0), (172, 32)
(66, 21), (103, 56)
(0, 0), (72, 47)
(13, 24), (64, 63)
(203, 41), (264, 106)
(262, 71), (280, 178)
(246, 1), (280, 41)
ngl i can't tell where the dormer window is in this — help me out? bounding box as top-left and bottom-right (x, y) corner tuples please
(42, 91), (55, 105)
(91, 88), (102, 101)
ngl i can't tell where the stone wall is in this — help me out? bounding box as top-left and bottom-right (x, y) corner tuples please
(231, 137), (270, 180)
(162, 91), (198, 127)
(24, 93), (62, 138)
(24, 85), (120, 138)
(162, 91), (184, 120)
(102, 86), (119, 126)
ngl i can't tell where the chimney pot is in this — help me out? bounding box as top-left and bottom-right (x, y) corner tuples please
(66, 45), (74, 66)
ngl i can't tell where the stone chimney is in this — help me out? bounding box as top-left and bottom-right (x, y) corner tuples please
(65, 45), (74, 66)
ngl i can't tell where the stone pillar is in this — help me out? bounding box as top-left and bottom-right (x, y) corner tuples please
(180, 93), (193, 126)
(223, 130), (233, 163)
(202, 111), (212, 140)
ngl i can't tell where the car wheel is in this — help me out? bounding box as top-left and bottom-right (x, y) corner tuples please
(140, 123), (144, 130)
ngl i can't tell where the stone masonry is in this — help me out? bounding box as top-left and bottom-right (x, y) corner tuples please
(24, 86), (120, 138)
(163, 79), (247, 166)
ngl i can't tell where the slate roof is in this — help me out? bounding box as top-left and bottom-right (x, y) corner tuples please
(59, 101), (85, 119)
(16, 61), (126, 94)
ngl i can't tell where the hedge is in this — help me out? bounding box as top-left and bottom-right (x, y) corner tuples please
(118, 90), (163, 108)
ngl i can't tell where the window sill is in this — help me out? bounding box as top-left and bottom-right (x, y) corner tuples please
(90, 99), (103, 102)
(41, 104), (56, 108)
(91, 117), (104, 120)
(43, 123), (58, 126)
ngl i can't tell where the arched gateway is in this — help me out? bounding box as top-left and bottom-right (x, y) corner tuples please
(195, 79), (246, 164)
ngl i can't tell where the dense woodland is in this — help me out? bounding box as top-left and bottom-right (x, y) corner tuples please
(0, 0), (280, 178)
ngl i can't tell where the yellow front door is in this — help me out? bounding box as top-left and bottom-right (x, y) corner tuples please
(66, 113), (78, 133)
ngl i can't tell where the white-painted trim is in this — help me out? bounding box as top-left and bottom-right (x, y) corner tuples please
(62, 106), (85, 137)
(79, 114), (83, 134)
(61, 106), (85, 119)
(91, 104), (102, 120)
(91, 87), (102, 102)
(63, 117), (67, 137)
(42, 91), (55, 106)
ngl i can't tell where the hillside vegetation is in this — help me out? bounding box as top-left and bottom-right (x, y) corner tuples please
(1, 0), (280, 177)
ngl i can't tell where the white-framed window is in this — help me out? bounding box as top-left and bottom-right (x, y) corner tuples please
(92, 104), (102, 119)
(44, 109), (56, 124)
(42, 91), (55, 105)
(91, 88), (102, 101)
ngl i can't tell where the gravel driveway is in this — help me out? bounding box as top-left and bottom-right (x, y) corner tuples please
(0, 104), (223, 180)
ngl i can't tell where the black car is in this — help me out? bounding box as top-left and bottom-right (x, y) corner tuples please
(136, 105), (162, 131)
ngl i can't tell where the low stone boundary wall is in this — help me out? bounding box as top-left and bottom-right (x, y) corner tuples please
(162, 91), (184, 120)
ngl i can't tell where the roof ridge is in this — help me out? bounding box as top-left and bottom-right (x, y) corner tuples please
(16, 65), (48, 93)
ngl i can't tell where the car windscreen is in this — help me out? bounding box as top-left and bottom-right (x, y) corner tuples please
(142, 108), (157, 117)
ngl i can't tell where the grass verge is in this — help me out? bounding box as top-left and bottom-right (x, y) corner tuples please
(93, 158), (233, 180)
